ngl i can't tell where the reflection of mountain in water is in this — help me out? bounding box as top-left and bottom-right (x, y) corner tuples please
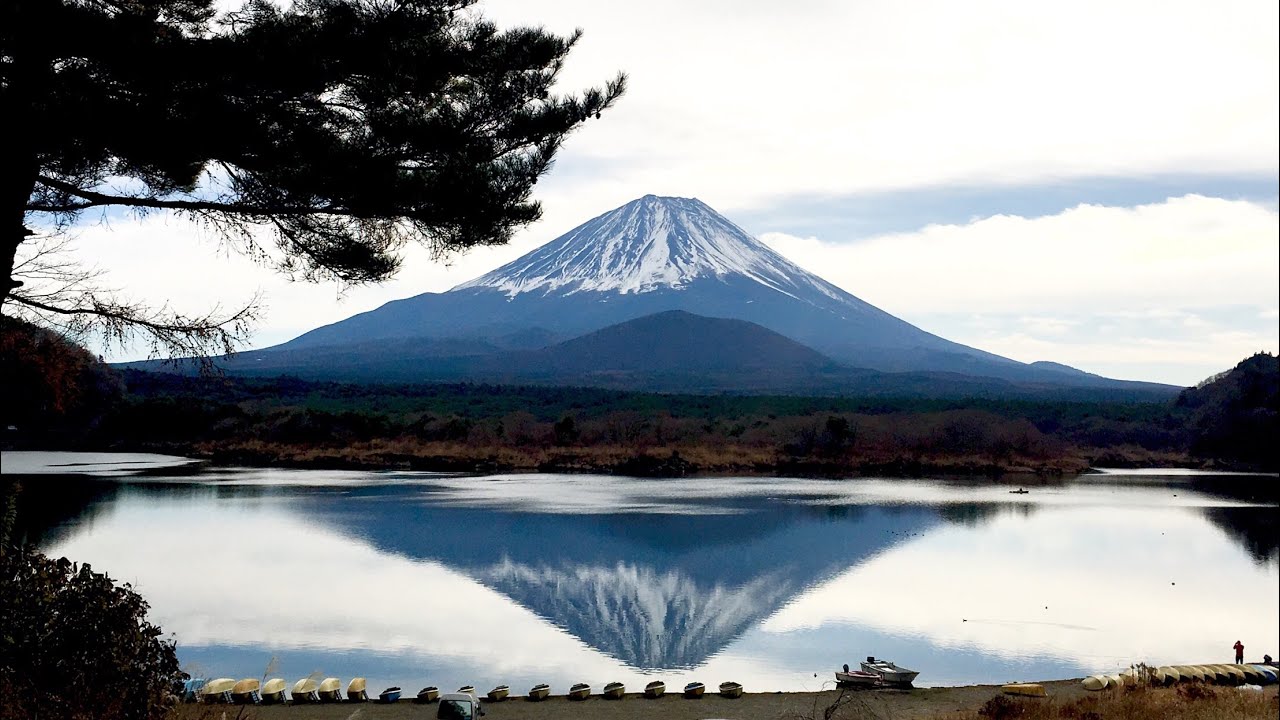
(308, 492), (943, 669)
(478, 560), (799, 669)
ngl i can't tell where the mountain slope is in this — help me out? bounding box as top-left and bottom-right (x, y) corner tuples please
(257, 194), (1173, 392)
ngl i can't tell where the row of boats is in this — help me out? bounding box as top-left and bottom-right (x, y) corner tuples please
(1082, 663), (1279, 690)
(182, 677), (747, 704)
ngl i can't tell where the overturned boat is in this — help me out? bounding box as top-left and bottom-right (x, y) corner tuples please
(347, 678), (367, 702)
(317, 677), (342, 703)
(201, 678), (236, 704)
(261, 679), (287, 705)
(231, 679), (261, 705)
(291, 678), (319, 704)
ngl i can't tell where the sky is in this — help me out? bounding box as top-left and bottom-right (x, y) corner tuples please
(42, 0), (1280, 385)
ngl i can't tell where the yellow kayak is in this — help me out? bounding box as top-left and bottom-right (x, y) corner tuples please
(1002, 683), (1047, 697)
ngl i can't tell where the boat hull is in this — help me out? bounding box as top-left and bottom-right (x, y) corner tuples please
(568, 684), (590, 701)
(1002, 683), (1046, 698)
(861, 661), (919, 685)
(719, 682), (743, 698)
(644, 681), (665, 699)
(487, 686), (509, 702)
(603, 683), (625, 699)
(835, 671), (879, 686)
(415, 687), (439, 704)
(528, 685), (551, 701)
(683, 683), (705, 698)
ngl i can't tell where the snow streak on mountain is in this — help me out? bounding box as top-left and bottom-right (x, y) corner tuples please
(456, 194), (852, 308)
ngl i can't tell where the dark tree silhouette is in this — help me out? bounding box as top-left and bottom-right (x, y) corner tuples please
(1, 0), (624, 357)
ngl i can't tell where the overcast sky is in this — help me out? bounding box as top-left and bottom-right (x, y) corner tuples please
(55, 0), (1279, 385)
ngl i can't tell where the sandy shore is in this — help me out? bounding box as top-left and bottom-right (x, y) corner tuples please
(173, 680), (1101, 719)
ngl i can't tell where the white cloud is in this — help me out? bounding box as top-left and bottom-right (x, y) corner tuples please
(477, 0), (1278, 214)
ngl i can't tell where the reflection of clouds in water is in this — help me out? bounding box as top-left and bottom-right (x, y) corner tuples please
(762, 506), (1280, 672)
(45, 504), (611, 680)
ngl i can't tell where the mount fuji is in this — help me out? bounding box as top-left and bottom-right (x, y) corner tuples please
(220, 195), (1171, 394)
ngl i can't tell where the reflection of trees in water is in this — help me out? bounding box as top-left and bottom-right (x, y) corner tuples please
(2, 476), (117, 548)
(937, 502), (1037, 527)
(1201, 506), (1280, 565)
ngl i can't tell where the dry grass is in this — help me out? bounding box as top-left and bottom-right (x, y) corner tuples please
(942, 683), (1277, 720)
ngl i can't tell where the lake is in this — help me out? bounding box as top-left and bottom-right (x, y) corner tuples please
(3, 452), (1277, 694)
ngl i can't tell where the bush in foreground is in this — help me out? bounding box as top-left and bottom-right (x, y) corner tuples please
(0, 545), (181, 720)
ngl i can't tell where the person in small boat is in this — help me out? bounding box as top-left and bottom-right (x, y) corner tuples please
(1234, 640), (1244, 664)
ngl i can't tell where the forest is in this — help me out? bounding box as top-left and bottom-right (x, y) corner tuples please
(5, 317), (1276, 476)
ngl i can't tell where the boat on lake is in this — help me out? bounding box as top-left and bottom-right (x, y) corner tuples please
(231, 679), (261, 705)
(415, 686), (439, 703)
(603, 681), (625, 699)
(719, 681), (743, 698)
(487, 685), (509, 702)
(861, 657), (919, 685)
(201, 678), (236, 704)
(683, 681), (705, 698)
(317, 677), (342, 702)
(644, 680), (665, 698)
(378, 687), (401, 703)
(291, 679), (319, 703)
(835, 669), (880, 687)
(568, 682), (590, 700)
(347, 677), (367, 702)
(1010, 488), (1029, 494)
(261, 679), (286, 704)
(528, 683), (551, 701)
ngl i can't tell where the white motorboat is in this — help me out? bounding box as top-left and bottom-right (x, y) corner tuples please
(860, 657), (919, 685)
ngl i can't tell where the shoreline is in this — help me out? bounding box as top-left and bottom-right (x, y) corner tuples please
(170, 680), (1279, 719)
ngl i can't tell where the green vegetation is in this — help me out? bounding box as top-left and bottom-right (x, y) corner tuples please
(0, 541), (181, 720)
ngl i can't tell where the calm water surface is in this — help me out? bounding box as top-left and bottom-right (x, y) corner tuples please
(4, 452), (1277, 693)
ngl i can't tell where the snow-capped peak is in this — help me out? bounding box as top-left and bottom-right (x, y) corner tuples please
(453, 195), (845, 302)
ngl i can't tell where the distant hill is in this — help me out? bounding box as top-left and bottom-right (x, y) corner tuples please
(1176, 352), (1279, 470)
(127, 310), (1178, 401)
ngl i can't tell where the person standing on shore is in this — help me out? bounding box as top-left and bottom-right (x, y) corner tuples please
(1233, 640), (1244, 663)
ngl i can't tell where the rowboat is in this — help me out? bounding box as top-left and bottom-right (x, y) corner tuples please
(1250, 665), (1278, 684)
(1179, 665), (1208, 682)
(1222, 665), (1247, 683)
(1081, 676), (1106, 691)
(317, 677), (342, 702)
(1206, 665), (1233, 684)
(1237, 665), (1264, 683)
(261, 679), (287, 704)
(1002, 683), (1046, 697)
(231, 679), (261, 705)
(1104, 674), (1123, 689)
(378, 687), (401, 703)
(719, 681), (743, 698)
(568, 683), (590, 700)
(347, 678), (367, 702)
(182, 679), (206, 703)
(683, 681), (705, 698)
(528, 684), (551, 701)
(202, 678), (236, 704)
(415, 686), (439, 703)
(603, 681), (625, 699)
(835, 670), (880, 686)
(291, 679), (319, 704)
(861, 658), (919, 685)
(487, 685), (509, 702)
(643, 680), (665, 698)
(458, 685), (475, 695)
(1156, 666), (1180, 685)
